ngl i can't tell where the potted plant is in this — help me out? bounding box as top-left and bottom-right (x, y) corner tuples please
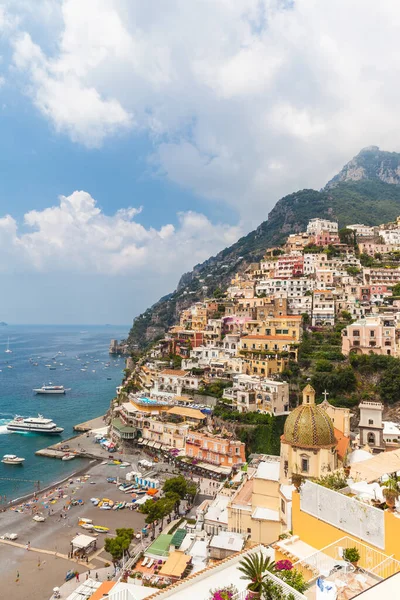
(291, 473), (304, 492)
(238, 552), (276, 598)
(382, 476), (399, 512)
(209, 585), (238, 600)
(343, 547), (360, 567)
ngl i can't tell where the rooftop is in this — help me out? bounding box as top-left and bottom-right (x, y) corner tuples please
(350, 447), (400, 482)
(204, 494), (231, 525)
(166, 406), (206, 420)
(209, 532), (245, 552)
(255, 460), (280, 482)
(159, 551), (191, 578)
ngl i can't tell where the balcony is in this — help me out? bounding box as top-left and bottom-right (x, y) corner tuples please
(291, 536), (400, 600)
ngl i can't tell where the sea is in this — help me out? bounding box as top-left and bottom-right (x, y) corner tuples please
(0, 324), (129, 503)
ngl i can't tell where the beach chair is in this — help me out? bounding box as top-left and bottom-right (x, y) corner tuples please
(141, 557), (148, 567)
(147, 558), (154, 568)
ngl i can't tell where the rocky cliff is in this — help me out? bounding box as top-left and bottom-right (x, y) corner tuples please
(326, 146), (400, 188)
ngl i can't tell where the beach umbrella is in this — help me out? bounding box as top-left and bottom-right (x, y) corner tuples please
(53, 587), (60, 592)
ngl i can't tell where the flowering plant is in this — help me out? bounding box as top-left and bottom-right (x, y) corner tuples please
(275, 559), (293, 571)
(209, 585), (238, 600)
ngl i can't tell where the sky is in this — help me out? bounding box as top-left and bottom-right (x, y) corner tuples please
(1, 0), (400, 324)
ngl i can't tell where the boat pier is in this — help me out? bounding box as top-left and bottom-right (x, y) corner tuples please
(35, 415), (112, 461)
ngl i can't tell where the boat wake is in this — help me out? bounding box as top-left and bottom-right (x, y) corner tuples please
(0, 418), (11, 434)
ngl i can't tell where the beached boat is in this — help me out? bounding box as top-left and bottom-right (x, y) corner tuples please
(33, 384), (70, 395)
(7, 415), (64, 435)
(32, 514), (45, 522)
(93, 525), (109, 533)
(1, 454), (25, 465)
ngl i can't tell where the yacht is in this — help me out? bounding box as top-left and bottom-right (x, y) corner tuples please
(5, 337), (12, 354)
(33, 384), (69, 395)
(1, 454), (25, 464)
(7, 415), (64, 435)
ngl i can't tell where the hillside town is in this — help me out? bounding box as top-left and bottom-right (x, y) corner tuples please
(63, 215), (400, 600)
(9, 215), (400, 600)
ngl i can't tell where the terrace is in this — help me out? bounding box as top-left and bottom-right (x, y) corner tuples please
(291, 536), (400, 600)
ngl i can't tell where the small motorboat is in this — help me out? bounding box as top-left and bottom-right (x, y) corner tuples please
(2, 454), (25, 465)
(62, 453), (75, 461)
(93, 525), (109, 533)
(80, 522), (94, 530)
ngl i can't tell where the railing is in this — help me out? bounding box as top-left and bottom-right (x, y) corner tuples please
(231, 570), (307, 600)
(292, 536), (400, 583)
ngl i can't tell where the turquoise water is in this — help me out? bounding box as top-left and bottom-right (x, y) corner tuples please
(0, 325), (128, 502)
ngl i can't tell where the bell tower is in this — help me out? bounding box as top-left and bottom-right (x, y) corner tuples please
(358, 400), (384, 453)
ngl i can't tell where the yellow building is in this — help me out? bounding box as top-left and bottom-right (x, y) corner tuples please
(279, 385), (339, 484)
(241, 354), (289, 377)
(228, 460), (283, 544)
(244, 316), (302, 342)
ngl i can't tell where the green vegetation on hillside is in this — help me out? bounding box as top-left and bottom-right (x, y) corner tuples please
(213, 404), (286, 456)
(129, 153), (400, 349)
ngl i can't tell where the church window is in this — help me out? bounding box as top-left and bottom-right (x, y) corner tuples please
(301, 457), (309, 473)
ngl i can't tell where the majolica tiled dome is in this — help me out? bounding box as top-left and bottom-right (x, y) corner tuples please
(283, 385), (336, 448)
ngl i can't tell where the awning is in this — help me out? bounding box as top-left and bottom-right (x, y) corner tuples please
(148, 441), (156, 448)
(154, 443), (162, 449)
(137, 437), (144, 443)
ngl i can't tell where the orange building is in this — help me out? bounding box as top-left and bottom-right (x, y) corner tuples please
(185, 431), (246, 467)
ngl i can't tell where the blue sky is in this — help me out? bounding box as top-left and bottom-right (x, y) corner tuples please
(0, 0), (399, 324)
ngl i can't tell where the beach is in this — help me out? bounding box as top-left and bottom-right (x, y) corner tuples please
(0, 459), (148, 600)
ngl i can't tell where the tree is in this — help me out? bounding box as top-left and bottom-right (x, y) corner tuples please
(140, 499), (163, 538)
(338, 228), (356, 247)
(163, 475), (193, 514)
(379, 363), (400, 404)
(104, 528), (134, 562)
(238, 552), (276, 594)
(392, 283), (400, 297)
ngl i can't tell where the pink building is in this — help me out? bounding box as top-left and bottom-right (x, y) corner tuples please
(313, 232), (340, 246)
(342, 316), (397, 356)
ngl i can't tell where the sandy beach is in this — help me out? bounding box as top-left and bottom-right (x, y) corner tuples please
(0, 460), (148, 600)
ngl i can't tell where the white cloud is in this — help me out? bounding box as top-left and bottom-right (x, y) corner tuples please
(6, 0), (400, 224)
(0, 190), (241, 276)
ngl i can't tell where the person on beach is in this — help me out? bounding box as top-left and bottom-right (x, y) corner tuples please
(95, 573), (99, 581)
(76, 573), (79, 582)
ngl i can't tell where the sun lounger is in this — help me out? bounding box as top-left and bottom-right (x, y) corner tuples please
(141, 557), (148, 567)
(147, 558), (154, 568)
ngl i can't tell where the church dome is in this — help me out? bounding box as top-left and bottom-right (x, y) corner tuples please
(282, 385), (336, 449)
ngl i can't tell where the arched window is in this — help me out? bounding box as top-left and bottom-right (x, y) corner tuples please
(367, 432), (375, 445)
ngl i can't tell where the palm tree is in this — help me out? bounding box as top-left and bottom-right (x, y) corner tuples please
(238, 552), (276, 596)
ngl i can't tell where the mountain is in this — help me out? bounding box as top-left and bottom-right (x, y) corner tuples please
(128, 148), (400, 350)
(326, 146), (400, 188)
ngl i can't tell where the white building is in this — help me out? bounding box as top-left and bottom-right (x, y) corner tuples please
(347, 223), (375, 237)
(379, 228), (400, 245)
(255, 277), (314, 298)
(223, 374), (289, 414)
(306, 218), (339, 236)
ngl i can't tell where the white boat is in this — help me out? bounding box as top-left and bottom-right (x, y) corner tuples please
(5, 337), (12, 354)
(62, 453), (75, 461)
(1, 454), (25, 465)
(32, 514), (45, 522)
(33, 384), (69, 395)
(7, 415), (64, 435)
